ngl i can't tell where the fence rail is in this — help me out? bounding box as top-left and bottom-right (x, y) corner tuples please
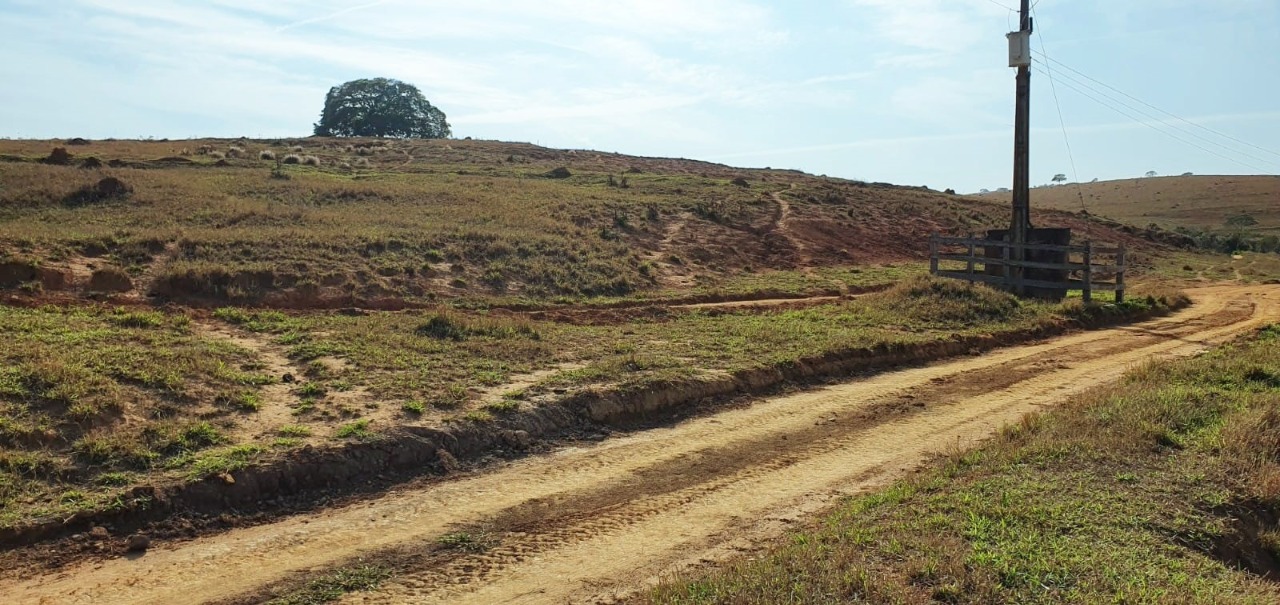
(929, 235), (1126, 303)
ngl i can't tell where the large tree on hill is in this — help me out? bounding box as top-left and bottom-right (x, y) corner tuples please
(314, 78), (451, 139)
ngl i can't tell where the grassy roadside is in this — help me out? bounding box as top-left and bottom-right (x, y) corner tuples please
(0, 278), (1186, 532)
(649, 325), (1280, 604)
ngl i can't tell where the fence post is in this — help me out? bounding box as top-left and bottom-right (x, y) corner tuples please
(1001, 239), (1012, 293)
(929, 236), (939, 276)
(1082, 241), (1093, 304)
(1115, 246), (1126, 304)
(966, 235), (976, 283)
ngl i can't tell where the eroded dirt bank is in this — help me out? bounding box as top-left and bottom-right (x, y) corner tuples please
(4, 285), (1277, 605)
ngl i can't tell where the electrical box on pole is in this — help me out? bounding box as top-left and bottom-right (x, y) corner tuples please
(1007, 31), (1031, 68)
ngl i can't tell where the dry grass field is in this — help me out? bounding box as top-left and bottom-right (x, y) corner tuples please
(975, 175), (1280, 232)
(975, 175), (1280, 253)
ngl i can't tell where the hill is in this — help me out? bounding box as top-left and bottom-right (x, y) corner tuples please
(0, 138), (1168, 307)
(973, 175), (1280, 251)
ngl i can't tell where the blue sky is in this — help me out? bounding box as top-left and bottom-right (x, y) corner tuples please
(2, 0), (1278, 192)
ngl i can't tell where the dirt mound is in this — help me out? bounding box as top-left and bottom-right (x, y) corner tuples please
(87, 267), (134, 293)
(43, 147), (72, 166)
(38, 267), (72, 291)
(0, 259), (39, 289)
(151, 156), (195, 166)
(64, 177), (132, 207)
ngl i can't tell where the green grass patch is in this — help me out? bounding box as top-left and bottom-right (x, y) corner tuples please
(334, 419), (373, 440)
(266, 563), (391, 605)
(277, 425), (312, 438)
(185, 444), (265, 479)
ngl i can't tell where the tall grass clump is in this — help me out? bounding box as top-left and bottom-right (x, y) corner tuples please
(870, 276), (1023, 324)
(415, 309), (540, 341)
(259, 150), (276, 161)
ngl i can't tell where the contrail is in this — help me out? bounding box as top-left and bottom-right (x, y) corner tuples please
(276, 0), (396, 32)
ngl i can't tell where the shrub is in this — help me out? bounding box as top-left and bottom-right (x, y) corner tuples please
(302, 155), (322, 166)
(209, 151), (226, 160)
(227, 146), (245, 158)
(282, 154), (302, 165)
(259, 150), (276, 161)
(544, 167), (572, 179)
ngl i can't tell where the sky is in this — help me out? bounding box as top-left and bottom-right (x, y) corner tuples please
(2, 0), (1279, 193)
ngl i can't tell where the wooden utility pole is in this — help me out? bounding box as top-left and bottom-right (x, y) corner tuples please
(1009, 0), (1033, 293)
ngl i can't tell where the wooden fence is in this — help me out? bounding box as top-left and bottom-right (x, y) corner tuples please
(929, 235), (1126, 303)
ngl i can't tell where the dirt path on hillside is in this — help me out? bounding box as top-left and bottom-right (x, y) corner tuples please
(771, 189), (814, 271)
(641, 212), (695, 289)
(6, 285), (1278, 605)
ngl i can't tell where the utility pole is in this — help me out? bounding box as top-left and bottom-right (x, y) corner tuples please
(1008, 0), (1033, 293)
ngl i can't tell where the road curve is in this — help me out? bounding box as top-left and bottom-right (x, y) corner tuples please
(5, 284), (1278, 605)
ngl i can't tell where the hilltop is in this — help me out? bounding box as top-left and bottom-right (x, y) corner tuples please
(0, 137), (1170, 307)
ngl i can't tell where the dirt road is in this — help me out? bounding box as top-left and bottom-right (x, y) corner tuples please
(6, 285), (1277, 605)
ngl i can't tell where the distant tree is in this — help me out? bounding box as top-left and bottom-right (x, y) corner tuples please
(1181, 172), (1194, 176)
(1090, 178), (1099, 183)
(1145, 170), (1158, 178)
(1052, 173), (1067, 185)
(979, 188), (991, 194)
(314, 78), (451, 139)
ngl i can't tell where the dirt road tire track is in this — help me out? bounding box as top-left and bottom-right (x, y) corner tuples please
(5, 285), (1277, 605)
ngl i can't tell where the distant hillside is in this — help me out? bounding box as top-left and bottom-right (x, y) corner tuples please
(0, 138), (1169, 306)
(973, 175), (1280, 235)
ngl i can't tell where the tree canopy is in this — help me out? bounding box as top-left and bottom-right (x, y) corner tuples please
(314, 78), (451, 139)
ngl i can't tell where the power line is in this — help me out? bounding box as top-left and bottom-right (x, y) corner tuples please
(1036, 54), (1280, 161)
(1030, 56), (1279, 172)
(1034, 58), (1273, 165)
(1030, 4), (1087, 211)
(1035, 61), (1277, 175)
